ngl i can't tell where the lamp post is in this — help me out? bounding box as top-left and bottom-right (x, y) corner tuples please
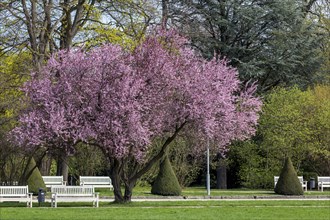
(207, 138), (210, 196)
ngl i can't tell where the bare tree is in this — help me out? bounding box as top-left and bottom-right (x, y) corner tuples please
(0, 0), (98, 70)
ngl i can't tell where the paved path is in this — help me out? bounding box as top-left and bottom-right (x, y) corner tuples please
(36, 195), (330, 203)
(98, 194), (330, 201)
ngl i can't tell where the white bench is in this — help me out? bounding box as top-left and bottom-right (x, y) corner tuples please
(317, 176), (330, 191)
(1, 181), (18, 186)
(274, 176), (307, 191)
(51, 185), (99, 208)
(0, 185), (33, 207)
(42, 176), (66, 188)
(79, 176), (113, 190)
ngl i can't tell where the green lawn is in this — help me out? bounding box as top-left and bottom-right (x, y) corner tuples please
(0, 200), (329, 220)
(95, 186), (330, 197)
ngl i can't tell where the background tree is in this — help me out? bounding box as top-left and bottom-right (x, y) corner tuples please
(0, 0), (101, 182)
(140, 135), (204, 187)
(11, 29), (262, 202)
(228, 85), (330, 189)
(314, 5), (330, 83)
(0, 0), (98, 69)
(301, 85), (330, 176)
(77, 0), (156, 50)
(0, 0), (157, 182)
(0, 52), (33, 184)
(167, 0), (327, 90)
(260, 87), (314, 167)
(69, 143), (110, 184)
(227, 140), (272, 189)
(0, 0), (157, 68)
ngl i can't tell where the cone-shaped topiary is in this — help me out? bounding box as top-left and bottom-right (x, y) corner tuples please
(275, 157), (303, 195)
(151, 155), (182, 196)
(26, 157), (46, 195)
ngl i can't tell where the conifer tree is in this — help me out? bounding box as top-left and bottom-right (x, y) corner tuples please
(275, 157), (303, 195)
(25, 157), (46, 194)
(151, 155), (182, 196)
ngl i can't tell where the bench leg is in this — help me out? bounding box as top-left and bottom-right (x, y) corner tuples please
(28, 194), (33, 208)
(27, 200), (32, 208)
(51, 194), (58, 208)
(95, 194), (99, 208)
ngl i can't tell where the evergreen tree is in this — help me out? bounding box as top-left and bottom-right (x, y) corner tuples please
(25, 157), (46, 194)
(151, 155), (182, 196)
(275, 157), (304, 195)
(169, 0), (326, 90)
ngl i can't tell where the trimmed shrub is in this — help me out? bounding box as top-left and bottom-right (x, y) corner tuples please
(151, 155), (182, 196)
(26, 157), (46, 194)
(275, 157), (303, 195)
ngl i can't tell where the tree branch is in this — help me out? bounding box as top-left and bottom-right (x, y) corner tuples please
(132, 120), (188, 181)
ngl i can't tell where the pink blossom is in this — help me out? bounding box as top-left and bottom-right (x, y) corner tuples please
(11, 29), (262, 160)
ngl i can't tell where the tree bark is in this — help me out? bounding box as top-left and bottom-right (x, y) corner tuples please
(40, 156), (52, 176)
(162, 0), (169, 28)
(109, 158), (125, 202)
(61, 156), (69, 183)
(124, 180), (136, 202)
(56, 153), (69, 183)
(216, 158), (227, 189)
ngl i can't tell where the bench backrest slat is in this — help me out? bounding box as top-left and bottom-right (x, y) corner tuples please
(0, 186), (29, 197)
(318, 177), (330, 183)
(274, 176), (305, 184)
(51, 186), (94, 196)
(80, 176), (112, 185)
(42, 176), (63, 183)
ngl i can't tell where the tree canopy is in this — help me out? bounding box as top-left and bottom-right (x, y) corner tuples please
(11, 29), (261, 202)
(260, 85), (330, 165)
(0, 0), (155, 69)
(167, 0), (328, 90)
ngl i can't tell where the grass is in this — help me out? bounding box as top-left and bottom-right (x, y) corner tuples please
(0, 200), (329, 220)
(1, 187), (329, 219)
(94, 186), (330, 197)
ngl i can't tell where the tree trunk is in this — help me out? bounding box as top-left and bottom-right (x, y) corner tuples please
(162, 0), (169, 28)
(109, 158), (125, 203)
(111, 175), (124, 202)
(216, 158), (227, 189)
(56, 154), (69, 183)
(110, 172), (136, 203)
(40, 156), (52, 175)
(61, 156), (69, 183)
(108, 159), (144, 203)
(56, 157), (62, 176)
(124, 180), (136, 202)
